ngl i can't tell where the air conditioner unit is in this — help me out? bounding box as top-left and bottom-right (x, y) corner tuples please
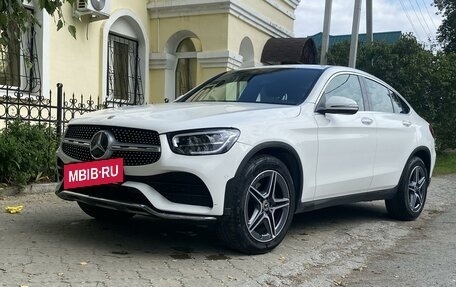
(74, 0), (110, 20)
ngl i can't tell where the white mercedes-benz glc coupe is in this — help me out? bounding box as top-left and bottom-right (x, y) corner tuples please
(56, 65), (436, 254)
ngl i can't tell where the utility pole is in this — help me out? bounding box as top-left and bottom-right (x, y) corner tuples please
(320, 0), (333, 65)
(349, 0), (362, 68)
(366, 0), (373, 43)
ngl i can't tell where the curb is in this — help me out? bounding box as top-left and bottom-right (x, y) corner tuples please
(0, 183), (58, 196)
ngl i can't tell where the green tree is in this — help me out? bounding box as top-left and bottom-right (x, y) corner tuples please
(427, 52), (456, 150)
(0, 0), (76, 47)
(434, 0), (456, 52)
(327, 35), (456, 150)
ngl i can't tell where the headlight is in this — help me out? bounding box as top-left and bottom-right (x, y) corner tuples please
(167, 129), (240, 155)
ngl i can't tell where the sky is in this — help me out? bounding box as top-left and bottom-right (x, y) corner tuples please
(294, 0), (443, 45)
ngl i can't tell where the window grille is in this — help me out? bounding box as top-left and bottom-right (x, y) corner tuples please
(107, 33), (144, 105)
(0, 15), (41, 96)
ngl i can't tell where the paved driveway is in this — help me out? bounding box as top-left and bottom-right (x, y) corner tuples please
(1, 175), (454, 287)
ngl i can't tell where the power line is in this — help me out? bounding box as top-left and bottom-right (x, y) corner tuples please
(420, 0), (442, 50)
(407, 0), (432, 39)
(414, 0), (433, 37)
(421, 0), (438, 30)
(398, 0), (422, 40)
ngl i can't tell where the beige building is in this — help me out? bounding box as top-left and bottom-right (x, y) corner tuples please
(1, 0), (301, 105)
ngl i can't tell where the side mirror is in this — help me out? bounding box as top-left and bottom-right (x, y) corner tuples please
(317, 96), (359, 115)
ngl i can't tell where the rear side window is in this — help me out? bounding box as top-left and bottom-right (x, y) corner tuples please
(365, 78), (394, 113)
(390, 92), (410, 114)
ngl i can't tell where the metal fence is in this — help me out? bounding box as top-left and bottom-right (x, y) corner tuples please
(0, 83), (142, 138)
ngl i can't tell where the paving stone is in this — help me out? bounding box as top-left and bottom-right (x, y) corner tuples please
(0, 176), (454, 287)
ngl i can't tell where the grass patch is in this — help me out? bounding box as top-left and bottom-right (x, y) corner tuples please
(434, 152), (456, 175)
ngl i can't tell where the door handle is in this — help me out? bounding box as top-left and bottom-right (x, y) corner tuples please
(361, 117), (373, 125)
(402, 120), (412, 127)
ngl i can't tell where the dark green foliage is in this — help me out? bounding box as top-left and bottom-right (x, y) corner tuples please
(327, 34), (456, 150)
(0, 0), (76, 47)
(434, 0), (456, 53)
(0, 121), (58, 185)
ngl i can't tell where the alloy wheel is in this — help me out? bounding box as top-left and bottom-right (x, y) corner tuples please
(244, 170), (291, 243)
(408, 165), (426, 212)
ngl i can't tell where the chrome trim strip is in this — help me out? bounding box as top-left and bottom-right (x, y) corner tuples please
(63, 139), (161, 153)
(111, 144), (161, 153)
(58, 190), (216, 221)
(62, 138), (90, 147)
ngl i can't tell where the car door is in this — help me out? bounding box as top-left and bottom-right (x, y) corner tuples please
(314, 73), (376, 200)
(362, 78), (417, 191)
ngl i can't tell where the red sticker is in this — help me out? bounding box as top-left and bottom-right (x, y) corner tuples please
(63, 158), (124, 189)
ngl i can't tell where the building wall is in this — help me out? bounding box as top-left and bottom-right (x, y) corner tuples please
(241, 0), (295, 33)
(149, 14), (230, 103)
(48, 0), (149, 100)
(148, 0), (300, 103)
(41, 0), (301, 104)
(1, 0), (301, 131)
(227, 15), (270, 66)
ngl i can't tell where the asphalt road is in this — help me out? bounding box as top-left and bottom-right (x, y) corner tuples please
(0, 175), (455, 287)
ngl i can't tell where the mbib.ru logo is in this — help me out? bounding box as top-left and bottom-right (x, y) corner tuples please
(64, 158), (124, 189)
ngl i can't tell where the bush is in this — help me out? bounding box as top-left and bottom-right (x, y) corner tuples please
(0, 120), (58, 185)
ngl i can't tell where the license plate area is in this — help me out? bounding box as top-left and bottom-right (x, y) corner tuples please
(63, 158), (124, 189)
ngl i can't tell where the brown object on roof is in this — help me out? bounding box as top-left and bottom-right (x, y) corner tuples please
(261, 38), (318, 65)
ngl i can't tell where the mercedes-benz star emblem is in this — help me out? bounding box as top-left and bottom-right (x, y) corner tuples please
(90, 130), (114, 160)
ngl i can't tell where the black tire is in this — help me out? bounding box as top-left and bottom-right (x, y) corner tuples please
(77, 202), (134, 221)
(217, 155), (296, 254)
(385, 156), (428, 221)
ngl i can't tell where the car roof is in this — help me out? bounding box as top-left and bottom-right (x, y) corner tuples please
(242, 64), (409, 104)
(238, 64), (372, 77)
(224, 64), (409, 106)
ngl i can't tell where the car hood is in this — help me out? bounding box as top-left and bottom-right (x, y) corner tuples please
(68, 102), (301, 133)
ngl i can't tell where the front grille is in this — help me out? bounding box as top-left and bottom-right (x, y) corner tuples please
(62, 143), (92, 162)
(65, 125), (160, 145)
(62, 125), (161, 166)
(112, 150), (161, 166)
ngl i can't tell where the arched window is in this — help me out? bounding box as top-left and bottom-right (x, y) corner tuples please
(107, 19), (143, 104)
(102, 11), (148, 106)
(164, 31), (201, 100)
(108, 33), (142, 102)
(239, 37), (255, 68)
(175, 38), (198, 97)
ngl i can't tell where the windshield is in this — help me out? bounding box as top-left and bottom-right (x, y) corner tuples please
(178, 68), (323, 105)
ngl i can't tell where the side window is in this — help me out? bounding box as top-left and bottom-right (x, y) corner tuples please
(390, 91), (410, 114)
(365, 79), (394, 113)
(319, 74), (364, 110)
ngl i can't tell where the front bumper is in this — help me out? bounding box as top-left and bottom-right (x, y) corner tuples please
(56, 186), (217, 220)
(56, 136), (251, 218)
